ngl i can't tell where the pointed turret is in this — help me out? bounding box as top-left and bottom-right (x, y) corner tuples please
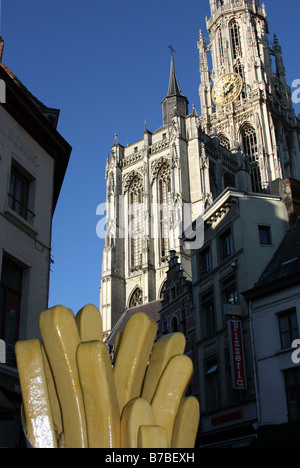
(167, 56), (181, 96)
(161, 55), (188, 126)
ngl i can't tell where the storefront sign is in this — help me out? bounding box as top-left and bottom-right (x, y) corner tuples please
(228, 320), (247, 390)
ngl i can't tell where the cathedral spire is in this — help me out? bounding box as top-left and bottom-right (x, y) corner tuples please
(167, 55), (181, 96)
(161, 53), (188, 126)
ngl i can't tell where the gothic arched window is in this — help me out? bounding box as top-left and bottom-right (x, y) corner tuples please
(234, 60), (247, 98)
(158, 163), (171, 261)
(242, 125), (262, 193)
(129, 176), (144, 271)
(129, 287), (143, 308)
(217, 29), (225, 66)
(218, 134), (230, 150)
(230, 20), (241, 60)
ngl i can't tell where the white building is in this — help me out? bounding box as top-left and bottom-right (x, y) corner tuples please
(0, 39), (71, 447)
(244, 219), (300, 436)
(191, 187), (289, 447)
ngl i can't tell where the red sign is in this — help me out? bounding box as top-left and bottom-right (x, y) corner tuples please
(228, 320), (247, 390)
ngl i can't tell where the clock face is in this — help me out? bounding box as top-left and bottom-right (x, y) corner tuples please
(271, 75), (289, 109)
(212, 73), (244, 106)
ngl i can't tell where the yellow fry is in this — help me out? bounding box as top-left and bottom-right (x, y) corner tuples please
(113, 331), (123, 362)
(120, 397), (154, 448)
(77, 340), (120, 448)
(39, 306), (88, 448)
(138, 425), (168, 448)
(41, 345), (63, 442)
(75, 304), (103, 342)
(114, 312), (157, 413)
(171, 396), (200, 448)
(151, 354), (193, 447)
(15, 339), (57, 449)
(142, 333), (186, 402)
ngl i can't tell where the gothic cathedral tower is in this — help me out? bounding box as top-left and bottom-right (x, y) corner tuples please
(199, 0), (300, 192)
(100, 58), (195, 335)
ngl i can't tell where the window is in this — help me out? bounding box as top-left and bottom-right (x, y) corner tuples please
(230, 20), (241, 60)
(201, 291), (216, 337)
(242, 125), (262, 193)
(129, 176), (144, 271)
(199, 246), (212, 275)
(259, 225), (271, 245)
(180, 309), (187, 335)
(158, 163), (171, 261)
(218, 135), (230, 150)
(129, 287), (143, 308)
(217, 29), (225, 66)
(8, 165), (34, 223)
(234, 60), (247, 99)
(219, 228), (233, 261)
(169, 285), (176, 302)
(284, 367), (300, 422)
(205, 357), (219, 411)
(0, 257), (23, 366)
(278, 308), (298, 350)
(171, 316), (178, 333)
(222, 276), (238, 315)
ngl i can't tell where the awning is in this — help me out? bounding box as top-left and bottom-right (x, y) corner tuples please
(0, 389), (15, 421)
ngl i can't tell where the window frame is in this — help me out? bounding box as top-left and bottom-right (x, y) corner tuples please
(8, 165), (35, 224)
(204, 356), (220, 411)
(219, 227), (234, 262)
(278, 308), (299, 350)
(201, 290), (216, 337)
(284, 367), (300, 423)
(199, 245), (212, 275)
(258, 225), (272, 245)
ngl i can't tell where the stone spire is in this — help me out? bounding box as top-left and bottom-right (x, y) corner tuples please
(161, 54), (188, 126)
(167, 55), (181, 96)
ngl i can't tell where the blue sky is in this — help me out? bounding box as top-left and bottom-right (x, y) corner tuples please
(1, 0), (300, 315)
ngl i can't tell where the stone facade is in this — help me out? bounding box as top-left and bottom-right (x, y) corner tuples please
(100, 75), (244, 334)
(200, 0), (300, 190)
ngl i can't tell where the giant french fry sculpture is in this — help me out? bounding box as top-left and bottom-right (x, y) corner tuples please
(15, 304), (200, 449)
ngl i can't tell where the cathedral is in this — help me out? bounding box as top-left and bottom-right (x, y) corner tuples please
(100, 0), (300, 335)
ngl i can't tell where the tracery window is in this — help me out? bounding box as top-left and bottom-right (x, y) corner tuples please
(230, 20), (241, 60)
(218, 134), (230, 150)
(158, 163), (171, 261)
(129, 287), (143, 308)
(217, 29), (225, 66)
(129, 176), (144, 271)
(242, 125), (262, 193)
(234, 60), (247, 98)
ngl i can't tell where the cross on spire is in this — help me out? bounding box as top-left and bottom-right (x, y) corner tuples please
(168, 44), (176, 57)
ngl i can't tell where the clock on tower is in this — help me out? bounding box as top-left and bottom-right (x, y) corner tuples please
(198, 0), (300, 193)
